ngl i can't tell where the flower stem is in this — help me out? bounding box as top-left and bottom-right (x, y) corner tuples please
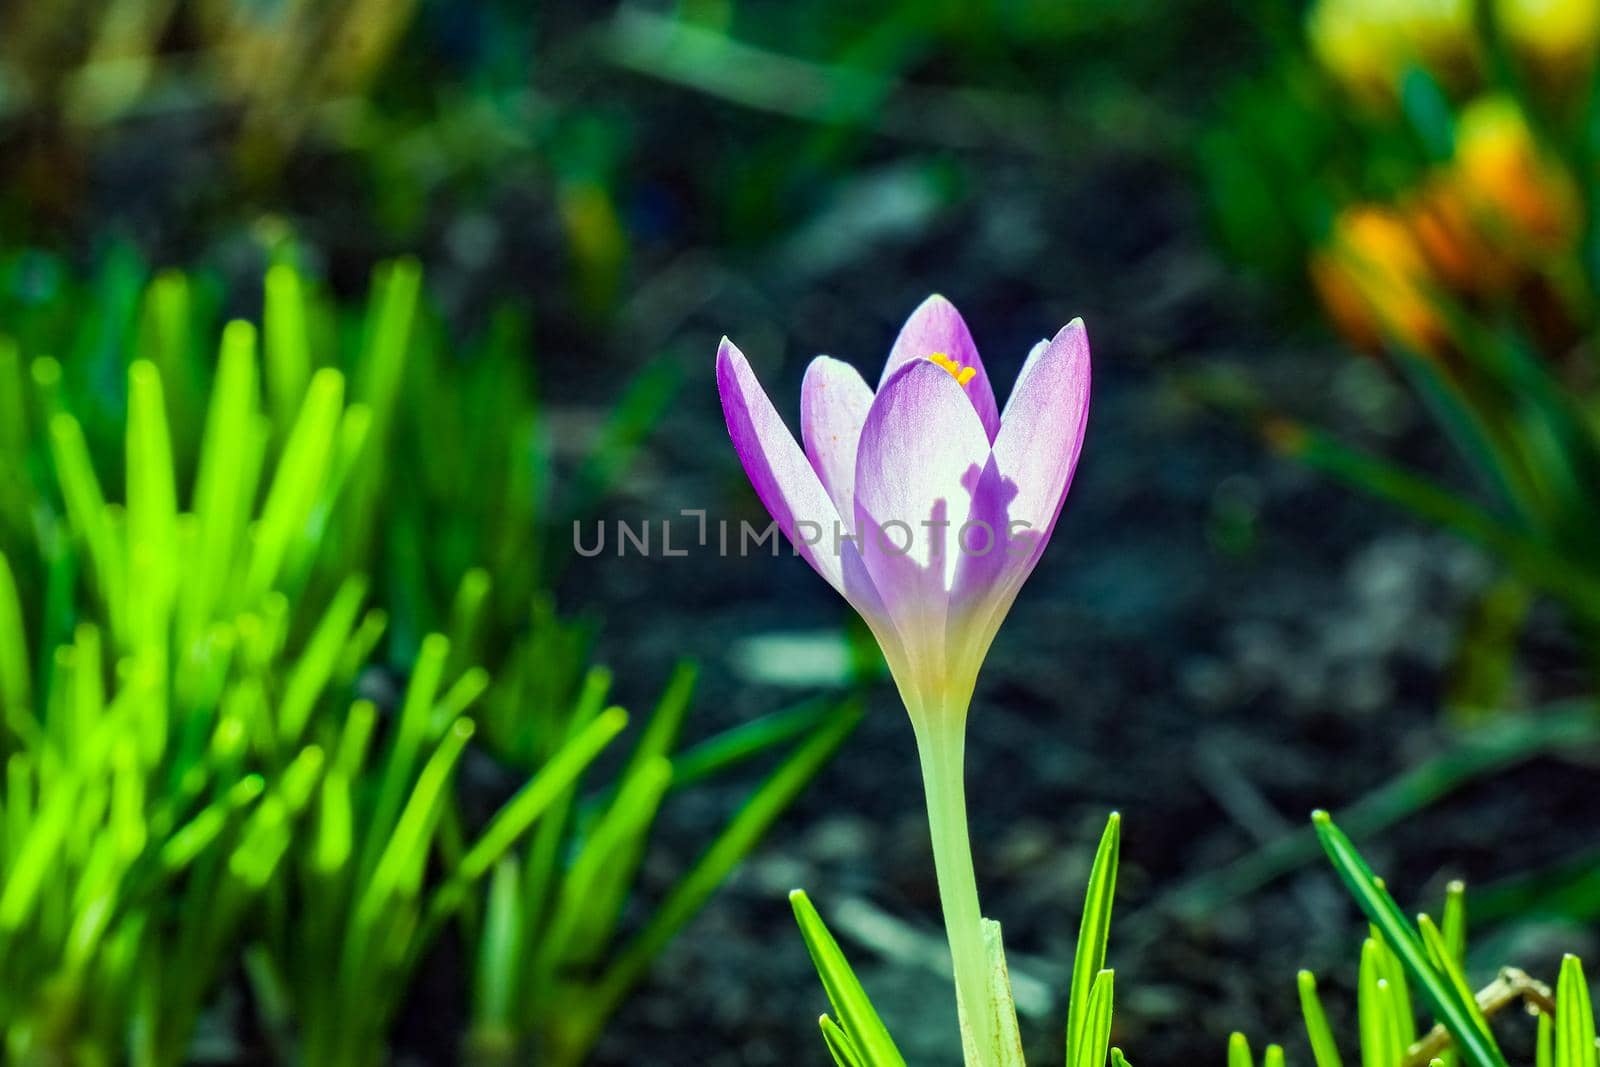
(915, 716), (1002, 1067)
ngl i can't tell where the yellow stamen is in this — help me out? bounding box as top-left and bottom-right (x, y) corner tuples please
(927, 352), (977, 387)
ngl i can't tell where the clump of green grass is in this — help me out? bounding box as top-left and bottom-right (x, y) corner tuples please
(1228, 813), (1598, 1067)
(0, 250), (858, 1064)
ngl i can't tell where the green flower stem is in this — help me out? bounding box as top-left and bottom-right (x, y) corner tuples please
(914, 711), (1005, 1067)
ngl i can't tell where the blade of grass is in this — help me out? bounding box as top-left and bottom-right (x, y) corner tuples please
(1556, 956), (1596, 1067)
(182, 320), (260, 648)
(580, 700), (863, 1055)
(791, 889), (907, 1067)
(1419, 914), (1494, 1049)
(0, 551), (31, 730)
(264, 264), (313, 431)
(246, 367), (345, 600)
(1300, 969), (1346, 1067)
(1359, 939), (1401, 1067)
(666, 696), (836, 791)
(49, 412), (128, 643)
(1068, 813), (1121, 1063)
(1074, 970), (1114, 1067)
(276, 576), (367, 747)
(1313, 812), (1510, 1067)
(126, 361), (178, 653)
(820, 1013), (866, 1067)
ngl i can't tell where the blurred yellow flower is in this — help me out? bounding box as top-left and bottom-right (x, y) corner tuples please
(1307, 0), (1476, 104)
(1450, 94), (1582, 258)
(1311, 205), (1447, 354)
(1496, 0), (1600, 81)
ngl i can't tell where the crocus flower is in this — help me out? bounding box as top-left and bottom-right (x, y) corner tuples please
(716, 295), (1090, 1066)
(716, 295), (1091, 723)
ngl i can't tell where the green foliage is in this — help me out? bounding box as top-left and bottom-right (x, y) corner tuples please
(789, 812), (1122, 1067)
(791, 888), (908, 1067)
(1315, 812), (1508, 1067)
(0, 251), (854, 1064)
(1234, 813), (1600, 1067)
(468, 688), (863, 1066)
(1067, 813), (1121, 1066)
(1202, 0), (1600, 698)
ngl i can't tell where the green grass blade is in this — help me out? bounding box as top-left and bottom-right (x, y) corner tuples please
(1074, 969), (1114, 1067)
(1300, 969), (1346, 1067)
(1229, 1032), (1254, 1067)
(455, 706), (627, 885)
(0, 779), (76, 930)
(360, 632), (449, 882)
(1556, 955), (1596, 1067)
(622, 659), (697, 784)
(1442, 880), (1467, 968)
(1313, 812), (1510, 1067)
(1371, 921), (1417, 1049)
(1419, 914), (1493, 1048)
(161, 775), (265, 872)
(345, 717), (476, 992)
(126, 361), (178, 650)
(582, 701), (863, 1055)
(264, 263), (313, 431)
(820, 1013), (865, 1067)
(182, 319), (260, 645)
(247, 367), (345, 599)
(1068, 812), (1121, 1064)
(667, 696), (835, 790)
(49, 411), (128, 642)
(338, 258), (421, 563)
(333, 700), (379, 777)
(0, 551), (31, 730)
(474, 858), (522, 1037)
(276, 576), (367, 746)
(0, 336), (25, 459)
(537, 755), (673, 976)
(1357, 941), (1391, 1067)
(791, 889), (907, 1067)
(314, 770), (354, 876)
(443, 567), (492, 678)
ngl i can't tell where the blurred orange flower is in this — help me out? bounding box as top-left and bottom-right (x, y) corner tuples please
(1405, 177), (1507, 293)
(1311, 205), (1447, 355)
(1450, 95), (1582, 259)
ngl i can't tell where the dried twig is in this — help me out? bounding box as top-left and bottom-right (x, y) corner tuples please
(1403, 967), (1555, 1067)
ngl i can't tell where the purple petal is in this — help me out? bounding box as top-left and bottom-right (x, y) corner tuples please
(992, 319), (1091, 549)
(800, 356), (874, 525)
(853, 358), (992, 692)
(878, 295), (1001, 443)
(947, 319), (1090, 662)
(716, 338), (850, 594)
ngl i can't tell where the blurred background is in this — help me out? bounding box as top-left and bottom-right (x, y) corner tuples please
(3, 1), (1599, 1064)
